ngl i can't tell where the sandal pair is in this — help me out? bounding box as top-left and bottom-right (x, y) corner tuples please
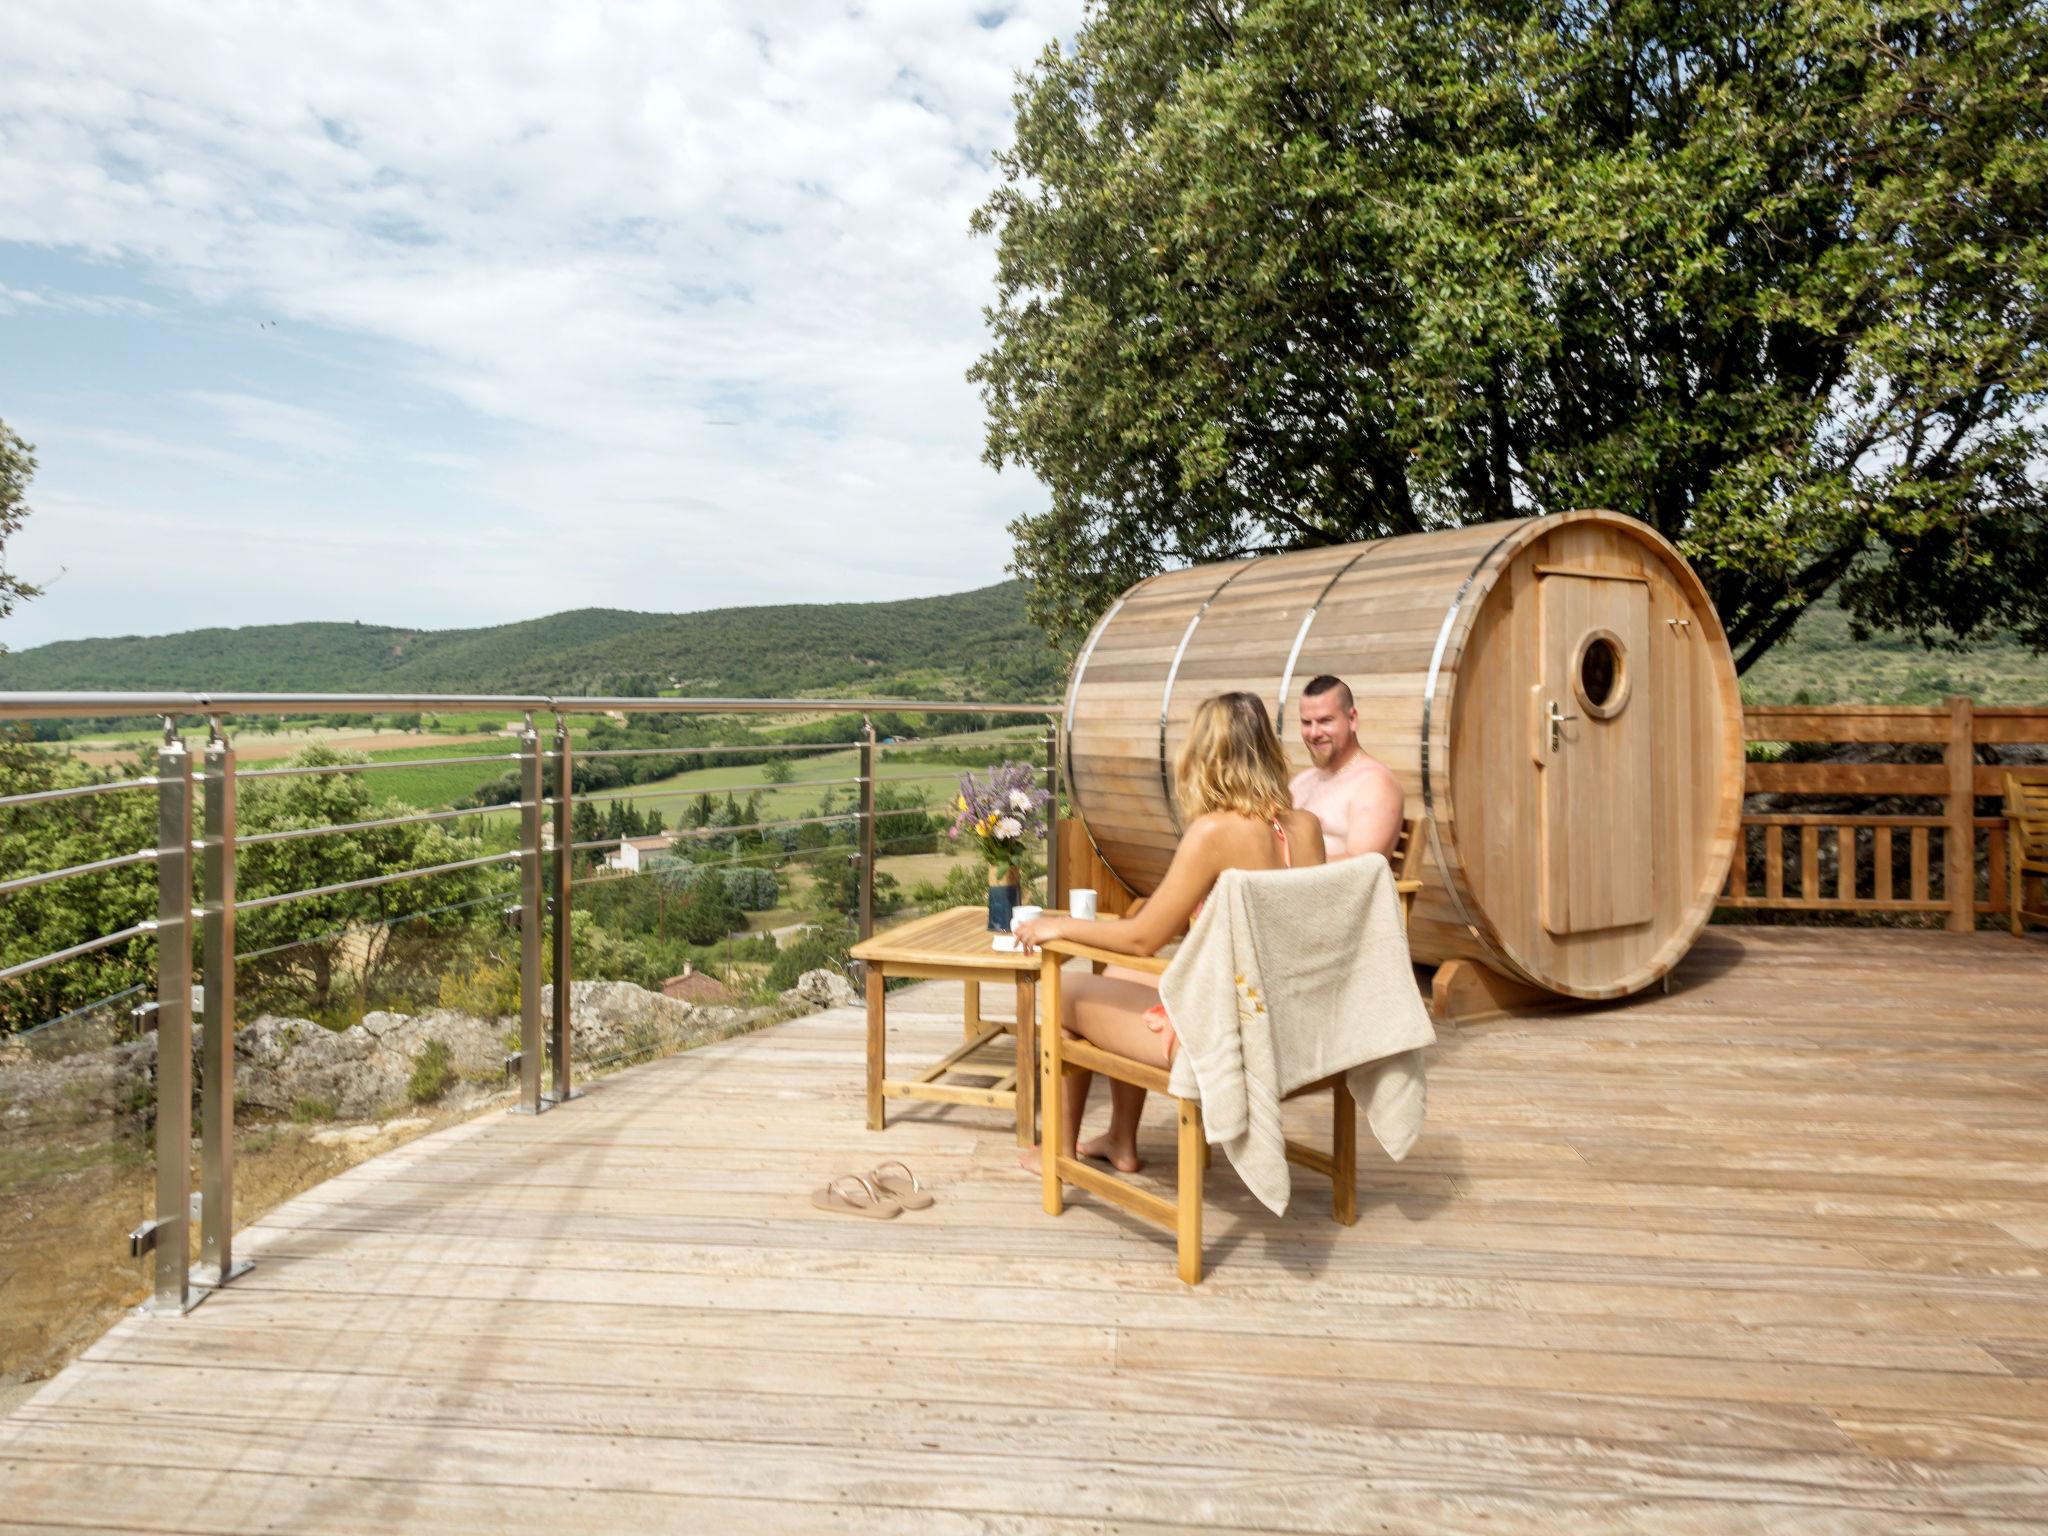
(810, 1161), (933, 1219)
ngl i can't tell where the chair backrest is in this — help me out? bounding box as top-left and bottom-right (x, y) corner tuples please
(1058, 810), (1431, 922)
(1391, 815), (1427, 932)
(2007, 774), (2048, 860)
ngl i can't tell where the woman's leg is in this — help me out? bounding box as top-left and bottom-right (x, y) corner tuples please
(1019, 973), (1160, 1175)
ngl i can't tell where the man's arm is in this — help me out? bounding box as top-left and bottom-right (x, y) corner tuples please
(1346, 769), (1406, 861)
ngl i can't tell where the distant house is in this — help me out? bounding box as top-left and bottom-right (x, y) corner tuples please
(660, 964), (734, 1006)
(606, 834), (674, 874)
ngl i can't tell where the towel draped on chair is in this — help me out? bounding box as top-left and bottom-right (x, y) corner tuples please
(1159, 853), (1436, 1214)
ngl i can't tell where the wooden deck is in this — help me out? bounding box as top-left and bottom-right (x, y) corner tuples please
(3, 927), (2047, 1532)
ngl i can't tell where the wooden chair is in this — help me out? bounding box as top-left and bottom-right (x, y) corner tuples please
(2006, 774), (2048, 936)
(1035, 818), (1428, 1284)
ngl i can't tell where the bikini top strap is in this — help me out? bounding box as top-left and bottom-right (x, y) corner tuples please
(1268, 815), (1292, 869)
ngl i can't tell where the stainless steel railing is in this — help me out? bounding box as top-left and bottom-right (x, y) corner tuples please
(1, 691), (1061, 1319)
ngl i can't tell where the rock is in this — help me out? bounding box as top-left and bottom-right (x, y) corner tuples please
(782, 968), (856, 1010)
(2, 979), (792, 1131)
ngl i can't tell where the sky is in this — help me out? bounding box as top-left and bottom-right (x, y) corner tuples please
(0, 2), (1081, 649)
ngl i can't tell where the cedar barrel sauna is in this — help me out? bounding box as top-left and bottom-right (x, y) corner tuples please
(1062, 509), (1745, 1001)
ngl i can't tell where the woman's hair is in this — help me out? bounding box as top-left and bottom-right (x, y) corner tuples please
(1173, 692), (1293, 823)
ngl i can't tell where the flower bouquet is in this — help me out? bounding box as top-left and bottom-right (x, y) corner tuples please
(949, 761), (1052, 930)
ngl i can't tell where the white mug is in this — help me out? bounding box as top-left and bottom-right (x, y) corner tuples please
(1069, 888), (1098, 920)
(1011, 904), (1044, 931)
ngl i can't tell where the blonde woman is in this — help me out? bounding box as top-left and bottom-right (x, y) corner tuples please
(1014, 691), (1325, 1175)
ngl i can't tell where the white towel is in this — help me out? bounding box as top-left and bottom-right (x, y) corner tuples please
(1160, 854), (1435, 1215)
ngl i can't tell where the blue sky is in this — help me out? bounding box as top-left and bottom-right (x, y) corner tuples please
(0, 2), (1079, 648)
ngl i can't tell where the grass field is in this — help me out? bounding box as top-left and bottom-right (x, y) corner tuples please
(1741, 598), (2048, 705)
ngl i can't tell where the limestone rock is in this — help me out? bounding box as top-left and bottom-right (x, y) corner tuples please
(782, 968), (856, 1010)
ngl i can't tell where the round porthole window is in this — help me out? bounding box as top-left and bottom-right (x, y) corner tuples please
(1572, 630), (1631, 719)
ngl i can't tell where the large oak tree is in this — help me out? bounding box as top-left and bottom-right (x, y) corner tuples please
(972, 0), (2048, 668)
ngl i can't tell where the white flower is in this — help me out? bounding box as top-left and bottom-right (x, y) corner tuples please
(1008, 788), (1032, 812)
(994, 815), (1024, 840)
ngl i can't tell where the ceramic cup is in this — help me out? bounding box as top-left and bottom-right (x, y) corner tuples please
(1011, 904), (1044, 932)
(1069, 888), (1098, 920)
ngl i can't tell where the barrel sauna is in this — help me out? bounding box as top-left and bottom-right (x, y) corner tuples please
(1062, 510), (1744, 1000)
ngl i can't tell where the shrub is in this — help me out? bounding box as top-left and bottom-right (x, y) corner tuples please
(407, 1037), (456, 1104)
(723, 866), (779, 911)
(291, 1096), (337, 1124)
(675, 883), (744, 944)
(437, 956), (521, 1017)
(768, 936), (832, 991)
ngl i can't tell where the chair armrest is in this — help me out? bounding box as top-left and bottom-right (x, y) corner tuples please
(1396, 880), (1423, 897)
(1039, 937), (1171, 976)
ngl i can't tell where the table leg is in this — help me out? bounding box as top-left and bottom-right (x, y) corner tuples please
(1013, 974), (1037, 1147)
(865, 962), (886, 1131)
(963, 979), (981, 1041)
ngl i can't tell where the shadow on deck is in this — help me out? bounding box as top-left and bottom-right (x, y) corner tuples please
(2, 927), (2045, 1532)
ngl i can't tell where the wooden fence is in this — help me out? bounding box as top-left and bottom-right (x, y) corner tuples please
(1724, 698), (2047, 930)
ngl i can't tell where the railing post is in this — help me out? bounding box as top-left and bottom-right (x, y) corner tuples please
(514, 714), (545, 1113)
(195, 721), (249, 1289)
(547, 714), (577, 1104)
(1947, 695), (1976, 933)
(1044, 721), (1061, 907)
(145, 719), (196, 1314)
(858, 717), (876, 943)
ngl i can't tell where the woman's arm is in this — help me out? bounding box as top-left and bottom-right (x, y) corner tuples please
(1015, 818), (1227, 956)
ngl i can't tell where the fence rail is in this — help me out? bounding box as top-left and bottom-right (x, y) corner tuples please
(1, 691), (1062, 1316)
(1726, 697), (2048, 927)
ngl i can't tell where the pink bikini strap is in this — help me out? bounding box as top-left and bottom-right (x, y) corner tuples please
(1269, 816), (1292, 869)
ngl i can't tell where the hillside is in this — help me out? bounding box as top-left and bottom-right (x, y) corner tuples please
(0, 582), (1064, 701)
(4, 579), (2042, 707)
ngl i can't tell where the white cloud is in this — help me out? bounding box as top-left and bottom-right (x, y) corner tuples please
(0, 1), (1079, 646)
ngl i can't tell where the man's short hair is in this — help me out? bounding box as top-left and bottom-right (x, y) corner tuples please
(1302, 675), (1354, 711)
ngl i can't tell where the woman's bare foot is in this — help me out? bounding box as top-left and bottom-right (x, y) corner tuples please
(1077, 1133), (1144, 1174)
(1019, 1145), (1043, 1176)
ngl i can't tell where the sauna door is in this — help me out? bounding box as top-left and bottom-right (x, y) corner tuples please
(1536, 570), (1653, 934)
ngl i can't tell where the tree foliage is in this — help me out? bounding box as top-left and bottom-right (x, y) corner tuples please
(972, 0), (2048, 667)
(0, 417), (39, 653)
(232, 746), (500, 1017)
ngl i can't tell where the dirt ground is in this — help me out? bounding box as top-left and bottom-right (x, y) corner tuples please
(0, 1095), (507, 1396)
(66, 729), (495, 771)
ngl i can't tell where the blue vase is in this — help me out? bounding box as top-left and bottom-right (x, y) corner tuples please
(986, 865), (1021, 931)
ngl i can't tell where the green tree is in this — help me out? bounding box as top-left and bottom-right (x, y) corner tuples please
(235, 746), (498, 1017)
(762, 756), (796, 784)
(973, 0), (2048, 667)
(0, 418), (38, 651)
(0, 752), (157, 1031)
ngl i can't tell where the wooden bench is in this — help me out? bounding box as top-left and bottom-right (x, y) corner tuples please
(2007, 773), (2048, 936)
(1036, 818), (1427, 1285)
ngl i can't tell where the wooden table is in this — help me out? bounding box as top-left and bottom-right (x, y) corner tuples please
(848, 906), (1049, 1146)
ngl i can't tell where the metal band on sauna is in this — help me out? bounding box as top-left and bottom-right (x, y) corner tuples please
(1158, 560), (1260, 830)
(1419, 528), (1522, 968)
(1273, 546), (1379, 735)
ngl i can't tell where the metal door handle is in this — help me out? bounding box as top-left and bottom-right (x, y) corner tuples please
(1547, 700), (1579, 752)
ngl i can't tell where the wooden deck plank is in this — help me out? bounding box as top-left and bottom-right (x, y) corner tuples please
(4, 927), (2048, 1529)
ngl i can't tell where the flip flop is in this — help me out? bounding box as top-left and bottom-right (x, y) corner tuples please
(865, 1160), (935, 1210)
(811, 1174), (902, 1219)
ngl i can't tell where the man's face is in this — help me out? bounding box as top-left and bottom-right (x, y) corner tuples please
(1299, 690), (1357, 769)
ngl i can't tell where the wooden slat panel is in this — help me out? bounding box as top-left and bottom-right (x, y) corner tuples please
(1876, 827), (1895, 903)
(1910, 827), (1930, 902)
(1764, 825), (1784, 900)
(1747, 763), (1949, 795)
(1744, 708), (1951, 744)
(1836, 827), (1856, 904)
(1800, 826), (1820, 902)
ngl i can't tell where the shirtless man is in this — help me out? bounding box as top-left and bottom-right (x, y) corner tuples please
(1290, 675), (1405, 860)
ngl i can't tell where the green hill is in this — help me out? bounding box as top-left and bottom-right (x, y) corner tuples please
(0, 581), (1063, 702)
(5, 578), (2040, 708)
